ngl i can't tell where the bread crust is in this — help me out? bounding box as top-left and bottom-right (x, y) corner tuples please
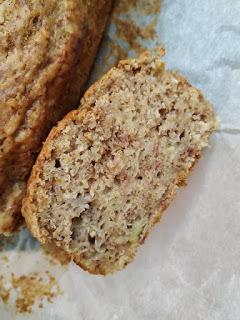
(0, 0), (113, 234)
(23, 51), (217, 274)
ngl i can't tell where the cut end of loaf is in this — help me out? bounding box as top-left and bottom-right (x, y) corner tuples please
(22, 50), (218, 274)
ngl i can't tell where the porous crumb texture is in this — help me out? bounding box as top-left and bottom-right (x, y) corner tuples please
(0, 0), (112, 234)
(23, 50), (218, 274)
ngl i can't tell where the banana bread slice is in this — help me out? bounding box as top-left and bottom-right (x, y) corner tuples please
(22, 50), (218, 274)
(0, 0), (112, 234)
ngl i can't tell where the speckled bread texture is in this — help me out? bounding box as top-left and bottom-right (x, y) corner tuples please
(22, 50), (218, 274)
(0, 0), (112, 234)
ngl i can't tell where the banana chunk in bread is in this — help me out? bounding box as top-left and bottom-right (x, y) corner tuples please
(22, 50), (218, 274)
(0, 0), (112, 234)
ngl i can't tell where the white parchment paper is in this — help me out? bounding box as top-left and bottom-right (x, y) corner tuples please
(1, 1), (240, 319)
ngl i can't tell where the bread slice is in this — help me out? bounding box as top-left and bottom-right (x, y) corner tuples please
(0, 0), (112, 234)
(22, 50), (218, 274)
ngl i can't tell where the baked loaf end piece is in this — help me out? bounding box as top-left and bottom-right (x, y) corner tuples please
(0, 0), (112, 234)
(22, 50), (218, 274)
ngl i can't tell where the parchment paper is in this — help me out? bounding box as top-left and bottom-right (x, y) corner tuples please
(1, 0), (240, 319)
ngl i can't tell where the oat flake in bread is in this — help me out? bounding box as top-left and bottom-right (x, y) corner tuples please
(22, 50), (218, 275)
(0, 0), (113, 234)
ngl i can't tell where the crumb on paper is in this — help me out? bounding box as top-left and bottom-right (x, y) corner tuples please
(0, 271), (62, 314)
(1, 255), (9, 263)
(113, 1), (160, 56)
(92, 0), (161, 80)
(0, 275), (10, 304)
(11, 271), (62, 314)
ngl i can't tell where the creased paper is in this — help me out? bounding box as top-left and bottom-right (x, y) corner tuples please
(1, 1), (240, 319)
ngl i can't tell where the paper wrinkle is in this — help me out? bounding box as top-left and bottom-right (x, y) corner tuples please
(1, 0), (240, 319)
(219, 128), (240, 135)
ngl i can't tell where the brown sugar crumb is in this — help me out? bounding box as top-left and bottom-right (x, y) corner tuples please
(11, 272), (61, 314)
(0, 275), (10, 304)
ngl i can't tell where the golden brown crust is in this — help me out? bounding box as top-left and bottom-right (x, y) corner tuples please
(140, 155), (199, 246)
(73, 246), (137, 275)
(0, 0), (112, 234)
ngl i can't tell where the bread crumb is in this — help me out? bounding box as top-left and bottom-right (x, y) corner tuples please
(114, 0), (161, 56)
(11, 272), (61, 314)
(0, 270), (61, 314)
(92, 0), (161, 79)
(0, 275), (10, 304)
(1, 255), (8, 263)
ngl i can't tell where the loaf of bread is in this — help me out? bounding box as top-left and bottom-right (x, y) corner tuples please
(0, 0), (112, 234)
(22, 50), (218, 274)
